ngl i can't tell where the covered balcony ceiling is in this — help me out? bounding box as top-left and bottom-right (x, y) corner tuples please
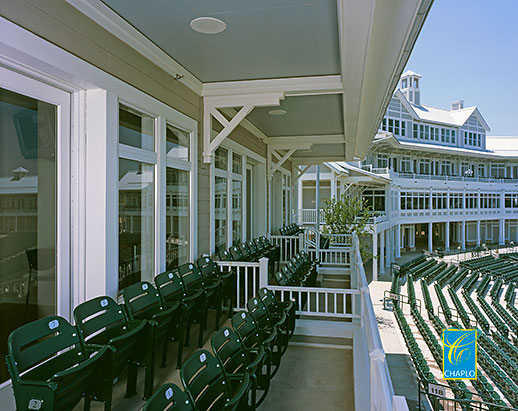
(76, 0), (433, 161)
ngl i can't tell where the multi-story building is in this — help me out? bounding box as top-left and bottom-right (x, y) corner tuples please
(298, 71), (518, 280)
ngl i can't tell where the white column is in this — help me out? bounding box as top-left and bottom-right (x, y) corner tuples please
(385, 229), (390, 268)
(445, 221), (450, 250)
(372, 232), (378, 281)
(461, 221), (466, 249)
(476, 220), (481, 246)
(499, 218), (505, 245)
(297, 178), (303, 224)
(330, 171), (337, 199)
(428, 222), (433, 252)
(395, 224), (401, 258)
(85, 90), (119, 300)
(380, 229), (385, 274)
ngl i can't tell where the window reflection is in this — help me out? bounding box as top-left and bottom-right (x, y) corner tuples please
(118, 159), (154, 290)
(215, 176), (227, 254)
(166, 168), (189, 269)
(0, 87), (57, 383)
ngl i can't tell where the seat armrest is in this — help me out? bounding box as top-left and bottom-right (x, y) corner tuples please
(225, 373), (250, 409)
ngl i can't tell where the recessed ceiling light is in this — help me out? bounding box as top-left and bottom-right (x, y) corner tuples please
(190, 17), (227, 34)
(268, 109), (287, 116)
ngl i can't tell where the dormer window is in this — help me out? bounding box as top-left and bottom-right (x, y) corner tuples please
(414, 78), (419, 87)
(402, 78), (408, 88)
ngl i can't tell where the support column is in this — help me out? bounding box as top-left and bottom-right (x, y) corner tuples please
(316, 165), (321, 250)
(297, 178), (303, 224)
(499, 218), (505, 245)
(372, 232), (378, 281)
(395, 224), (401, 258)
(428, 222), (433, 253)
(380, 229), (385, 274)
(330, 171), (337, 199)
(476, 220), (481, 246)
(461, 221), (466, 249)
(385, 229), (390, 268)
(445, 221), (450, 250)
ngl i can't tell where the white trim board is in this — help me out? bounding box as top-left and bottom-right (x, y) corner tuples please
(65, 0), (202, 94)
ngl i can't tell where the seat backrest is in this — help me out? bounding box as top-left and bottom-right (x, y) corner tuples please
(253, 238), (266, 253)
(196, 256), (219, 280)
(231, 311), (262, 351)
(238, 243), (251, 259)
(7, 315), (85, 381)
(211, 327), (248, 375)
(180, 350), (230, 410)
(143, 383), (193, 411)
(178, 263), (203, 290)
(218, 249), (234, 261)
(74, 296), (127, 345)
(247, 298), (271, 330)
(229, 246), (244, 261)
(122, 281), (162, 320)
(257, 288), (280, 315)
(275, 271), (289, 286)
(246, 240), (259, 256)
(155, 270), (186, 304)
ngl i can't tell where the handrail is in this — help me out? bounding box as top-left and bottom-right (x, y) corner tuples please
(352, 233), (406, 411)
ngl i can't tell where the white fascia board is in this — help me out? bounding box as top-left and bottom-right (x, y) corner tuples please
(393, 89), (418, 119)
(202, 75), (343, 97)
(267, 134), (345, 149)
(291, 156), (347, 165)
(471, 108), (491, 132)
(343, 0), (434, 160)
(65, 0), (202, 95)
(204, 92), (284, 109)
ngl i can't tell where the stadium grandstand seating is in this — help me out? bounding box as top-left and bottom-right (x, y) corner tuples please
(390, 251), (518, 408)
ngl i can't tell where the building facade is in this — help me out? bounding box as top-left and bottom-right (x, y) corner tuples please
(298, 71), (518, 279)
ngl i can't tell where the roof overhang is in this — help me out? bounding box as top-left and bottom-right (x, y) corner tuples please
(67, 0), (434, 164)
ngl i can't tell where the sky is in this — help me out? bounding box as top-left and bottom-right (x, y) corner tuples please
(404, 0), (518, 136)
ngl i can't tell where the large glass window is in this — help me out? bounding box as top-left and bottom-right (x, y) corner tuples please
(119, 104), (154, 150)
(166, 124), (189, 161)
(232, 180), (242, 243)
(214, 176), (227, 254)
(118, 159), (155, 289)
(0, 87), (57, 383)
(166, 168), (189, 269)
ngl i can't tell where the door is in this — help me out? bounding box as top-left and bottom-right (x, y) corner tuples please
(0, 67), (70, 390)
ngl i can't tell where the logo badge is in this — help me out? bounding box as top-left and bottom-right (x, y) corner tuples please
(442, 329), (477, 380)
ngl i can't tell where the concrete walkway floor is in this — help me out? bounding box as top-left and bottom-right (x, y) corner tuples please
(259, 345), (355, 411)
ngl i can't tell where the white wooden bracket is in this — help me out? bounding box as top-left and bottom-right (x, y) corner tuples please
(267, 146), (296, 180)
(294, 165), (311, 182)
(203, 93), (284, 163)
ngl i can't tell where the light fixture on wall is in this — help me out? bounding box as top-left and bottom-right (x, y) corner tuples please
(268, 109), (287, 116)
(190, 17), (227, 34)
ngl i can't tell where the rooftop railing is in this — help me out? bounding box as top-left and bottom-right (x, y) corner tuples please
(394, 171), (518, 183)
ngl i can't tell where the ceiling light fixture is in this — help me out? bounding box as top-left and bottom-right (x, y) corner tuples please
(190, 17), (227, 34)
(268, 109), (287, 116)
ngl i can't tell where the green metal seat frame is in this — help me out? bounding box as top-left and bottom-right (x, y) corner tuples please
(123, 281), (185, 370)
(73, 296), (152, 399)
(197, 256), (236, 318)
(231, 311), (280, 377)
(142, 383), (194, 411)
(258, 287), (296, 338)
(247, 297), (288, 354)
(212, 327), (269, 407)
(180, 349), (252, 411)
(178, 262), (223, 331)
(6, 315), (112, 411)
(155, 269), (206, 348)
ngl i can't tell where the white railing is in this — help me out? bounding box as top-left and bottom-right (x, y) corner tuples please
(269, 234), (303, 264)
(325, 233), (353, 247)
(298, 208), (321, 225)
(308, 248), (352, 267)
(268, 285), (360, 319)
(395, 172), (518, 184)
(217, 258), (268, 310)
(352, 233), (408, 411)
